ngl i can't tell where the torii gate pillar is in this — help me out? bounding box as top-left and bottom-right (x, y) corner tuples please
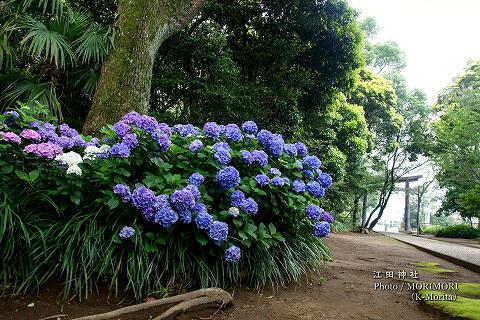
(398, 175), (422, 233)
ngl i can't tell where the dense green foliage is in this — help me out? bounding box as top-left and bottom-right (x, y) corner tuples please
(431, 60), (480, 222)
(435, 225), (480, 239)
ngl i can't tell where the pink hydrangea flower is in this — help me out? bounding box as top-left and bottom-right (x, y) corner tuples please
(2, 132), (21, 144)
(20, 129), (41, 142)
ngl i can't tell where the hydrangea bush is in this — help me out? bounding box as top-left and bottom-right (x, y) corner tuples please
(0, 106), (334, 299)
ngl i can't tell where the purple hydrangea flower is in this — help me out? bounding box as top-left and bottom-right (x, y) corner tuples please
(214, 149), (231, 165)
(240, 150), (253, 164)
(132, 186), (157, 216)
(313, 221), (330, 237)
(86, 137), (99, 147)
(111, 143), (131, 158)
(224, 245), (241, 262)
(156, 194), (170, 208)
(251, 150), (268, 167)
(185, 184), (201, 201)
(179, 210), (192, 224)
(155, 207), (179, 228)
(38, 124), (58, 141)
(153, 133), (171, 152)
(306, 204), (322, 221)
(231, 190), (245, 207)
(123, 133), (139, 148)
(256, 174), (270, 187)
(119, 226), (135, 239)
(170, 188), (196, 212)
(295, 142), (308, 157)
(203, 122), (220, 138)
(257, 129), (272, 146)
(114, 184), (131, 203)
(188, 173), (205, 186)
(137, 115), (159, 134)
(240, 197), (258, 215)
(208, 221), (228, 245)
(175, 124), (198, 137)
(225, 124), (243, 141)
(304, 155), (321, 169)
(242, 121), (258, 134)
(306, 181), (325, 198)
(321, 211), (335, 223)
(195, 212), (214, 230)
(284, 144), (298, 157)
(213, 141), (230, 152)
(4, 110), (19, 118)
(56, 136), (74, 149)
(269, 168), (281, 176)
(19, 129), (41, 142)
(2, 132), (21, 144)
(157, 123), (172, 137)
(121, 111), (141, 125)
(216, 166), (241, 191)
(113, 121), (130, 137)
(189, 140), (203, 153)
(271, 177), (284, 186)
(23, 142), (62, 159)
(292, 179), (306, 193)
(71, 135), (86, 147)
(218, 125), (226, 135)
(319, 172), (333, 188)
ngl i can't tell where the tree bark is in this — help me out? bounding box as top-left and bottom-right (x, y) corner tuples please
(83, 0), (206, 134)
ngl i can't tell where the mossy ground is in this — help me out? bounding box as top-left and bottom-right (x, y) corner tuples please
(414, 261), (456, 274)
(419, 289), (480, 320)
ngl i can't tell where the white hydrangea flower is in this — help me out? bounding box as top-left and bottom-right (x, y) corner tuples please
(83, 153), (97, 161)
(228, 207), (240, 217)
(84, 145), (102, 154)
(56, 151), (83, 166)
(66, 165), (82, 175)
(99, 145), (111, 153)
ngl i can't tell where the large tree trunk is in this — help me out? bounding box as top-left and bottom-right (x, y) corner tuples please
(83, 0), (206, 134)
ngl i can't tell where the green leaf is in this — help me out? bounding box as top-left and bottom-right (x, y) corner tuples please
(155, 236), (166, 245)
(107, 198), (119, 209)
(272, 233), (285, 242)
(249, 179), (257, 188)
(233, 219), (243, 228)
(195, 233), (208, 246)
(239, 184), (251, 193)
(144, 242), (156, 253)
(145, 232), (156, 241)
(268, 223), (277, 235)
(1, 166), (13, 174)
(15, 170), (30, 181)
(238, 231), (249, 240)
(70, 190), (82, 205)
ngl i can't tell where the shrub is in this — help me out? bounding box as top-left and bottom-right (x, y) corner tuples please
(0, 106), (334, 299)
(422, 225), (443, 235)
(435, 224), (480, 239)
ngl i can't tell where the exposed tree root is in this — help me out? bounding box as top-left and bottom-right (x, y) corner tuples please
(71, 288), (232, 320)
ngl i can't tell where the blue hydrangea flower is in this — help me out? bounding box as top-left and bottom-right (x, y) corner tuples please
(240, 197), (258, 215)
(304, 155), (321, 169)
(123, 133), (138, 148)
(57, 136), (75, 149)
(195, 212), (214, 229)
(256, 174), (270, 187)
(213, 141), (230, 152)
(292, 179), (306, 193)
(113, 121), (130, 137)
(257, 129), (272, 146)
(113, 184), (131, 203)
(179, 210), (192, 224)
(225, 124), (243, 141)
(154, 207), (179, 228)
(303, 169), (314, 179)
(283, 177), (290, 185)
(175, 124), (199, 137)
(188, 173), (205, 186)
(170, 188), (196, 212)
(306, 204), (322, 221)
(156, 194), (170, 208)
(252, 150), (268, 167)
(208, 221), (229, 245)
(295, 142), (308, 157)
(189, 140), (203, 153)
(242, 121), (258, 134)
(132, 186), (157, 212)
(224, 245), (241, 262)
(284, 144), (298, 157)
(193, 202), (208, 214)
(321, 211), (335, 223)
(318, 172), (333, 188)
(152, 132), (171, 152)
(266, 133), (284, 157)
(269, 168), (281, 176)
(271, 177), (284, 186)
(218, 125), (226, 135)
(216, 166), (241, 191)
(231, 190), (245, 207)
(313, 221), (330, 237)
(214, 149), (232, 165)
(121, 111), (141, 125)
(203, 122), (220, 138)
(306, 181), (325, 198)
(119, 226), (135, 239)
(137, 115), (159, 134)
(157, 123), (172, 137)
(4, 110), (19, 118)
(111, 143), (131, 158)
(185, 184), (201, 201)
(72, 135), (86, 147)
(240, 150), (253, 164)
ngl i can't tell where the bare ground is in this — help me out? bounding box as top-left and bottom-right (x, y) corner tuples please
(2, 232), (478, 320)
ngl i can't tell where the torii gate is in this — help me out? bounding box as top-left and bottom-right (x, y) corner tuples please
(397, 175), (422, 232)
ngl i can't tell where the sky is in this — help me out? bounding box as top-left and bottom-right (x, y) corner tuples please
(348, 0), (480, 103)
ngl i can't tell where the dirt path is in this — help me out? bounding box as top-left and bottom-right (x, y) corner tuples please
(2, 233), (478, 319)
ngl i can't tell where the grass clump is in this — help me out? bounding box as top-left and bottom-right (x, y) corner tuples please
(413, 262), (456, 274)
